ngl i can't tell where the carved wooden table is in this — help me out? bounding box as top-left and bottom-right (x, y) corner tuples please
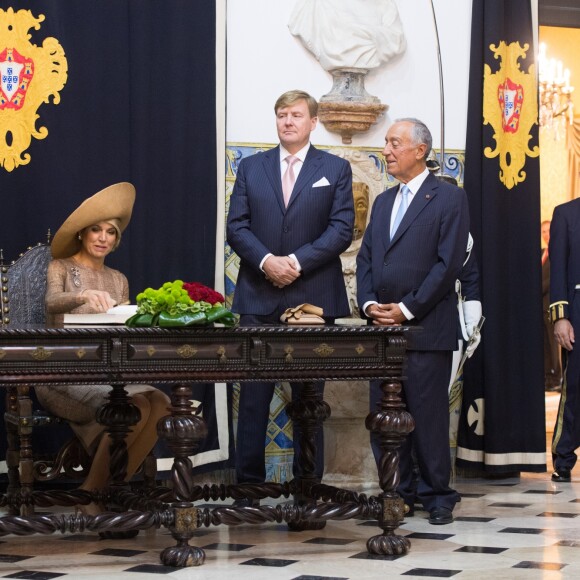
(0, 325), (414, 567)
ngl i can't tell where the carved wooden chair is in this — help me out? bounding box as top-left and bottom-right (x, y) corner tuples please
(1, 239), (156, 515)
(0, 240), (91, 515)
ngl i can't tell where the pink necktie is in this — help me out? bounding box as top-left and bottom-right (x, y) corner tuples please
(282, 155), (299, 207)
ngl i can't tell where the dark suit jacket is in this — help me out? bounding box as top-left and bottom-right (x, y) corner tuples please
(356, 172), (470, 350)
(227, 144), (354, 317)
(549, 198), (580, 327)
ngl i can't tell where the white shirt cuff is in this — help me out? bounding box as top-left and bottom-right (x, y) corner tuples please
(259, 253), (273, 272)
(288, 253), (301, 272)
(399, 302), (414, 320)
(260, 253), (301, 273)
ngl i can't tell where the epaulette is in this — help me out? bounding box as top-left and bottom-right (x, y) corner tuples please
(549, 301), (568, 324)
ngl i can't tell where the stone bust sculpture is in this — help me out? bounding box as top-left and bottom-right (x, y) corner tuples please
(288, 0), (406, 72)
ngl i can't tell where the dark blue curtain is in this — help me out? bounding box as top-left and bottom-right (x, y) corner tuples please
(0, 0), (217, 295)
(458, 0), (545, 473)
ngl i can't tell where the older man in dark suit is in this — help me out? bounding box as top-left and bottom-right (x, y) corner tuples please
(549, 198), (580, 483)
(357, 118), (469, 524)
(227, 90), (354, 497)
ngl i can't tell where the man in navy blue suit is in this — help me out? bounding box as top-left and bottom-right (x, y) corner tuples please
(549, 198), (580, 483)
(356, 118), (469, 524)
(227, 90), (354, 498)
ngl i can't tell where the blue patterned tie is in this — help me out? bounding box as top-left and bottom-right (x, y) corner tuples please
(390, 184), (410, 240)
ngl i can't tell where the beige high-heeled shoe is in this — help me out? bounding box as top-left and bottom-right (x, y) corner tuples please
(75, 502), (104, 517)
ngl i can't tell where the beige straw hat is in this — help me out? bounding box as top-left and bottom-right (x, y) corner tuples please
(51, 182), (136, 259)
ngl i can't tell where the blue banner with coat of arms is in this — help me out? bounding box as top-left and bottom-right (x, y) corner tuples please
(0, 0), (234, 478)
(457, 0), (546, 473)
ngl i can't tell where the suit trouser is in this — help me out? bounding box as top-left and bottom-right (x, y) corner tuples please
(370, 349), (459, 512)
(236, 312), (325, 484)
(552, 344), (580, 472)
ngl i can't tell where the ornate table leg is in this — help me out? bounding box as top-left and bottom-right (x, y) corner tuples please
(365, 379), (414, 556)
(97, 384), (142, 487)
(94, 383), (142, 538)
(158, 383), (208, 567)
(286, 380), (330, 531)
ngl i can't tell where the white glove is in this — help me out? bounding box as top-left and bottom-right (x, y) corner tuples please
(463, 300), (482, 338)
(462, 300), (482, 358)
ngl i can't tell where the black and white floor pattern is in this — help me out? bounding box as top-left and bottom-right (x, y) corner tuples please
(1, 470), (579, 579)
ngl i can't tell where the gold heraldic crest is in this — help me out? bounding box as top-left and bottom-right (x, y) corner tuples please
(483, 41), (539, 190)
(0, 8), (67, 172)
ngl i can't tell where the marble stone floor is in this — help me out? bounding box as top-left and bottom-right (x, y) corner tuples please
(1, 392), (578, 580)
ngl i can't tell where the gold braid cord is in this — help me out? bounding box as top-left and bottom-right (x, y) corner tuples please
(549, 300), (568, 324)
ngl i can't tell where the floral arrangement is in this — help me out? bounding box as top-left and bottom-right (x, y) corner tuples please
(126, 280), (236, 327)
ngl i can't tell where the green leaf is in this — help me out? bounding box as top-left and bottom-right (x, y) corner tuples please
(157, 311), (208, 327)
(206, 305), (229, 322)
(125, 313), (155, 327)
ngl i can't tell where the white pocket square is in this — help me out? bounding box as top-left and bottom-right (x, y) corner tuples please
(313, 177), (331, 187)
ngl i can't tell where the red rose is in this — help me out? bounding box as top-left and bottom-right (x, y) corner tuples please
(183, 282), (224, 305)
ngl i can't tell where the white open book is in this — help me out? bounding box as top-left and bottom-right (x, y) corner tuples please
(63, 304), (138, 325)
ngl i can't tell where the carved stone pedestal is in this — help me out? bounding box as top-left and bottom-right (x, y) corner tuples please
(319, 101), (387, 145)
(323, 380), (378, 489)
(318, 68), (387, 144)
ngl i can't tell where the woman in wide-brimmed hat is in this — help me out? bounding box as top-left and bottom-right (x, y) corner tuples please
(46, 181), (136, 320)
(36, 183), (170, 515)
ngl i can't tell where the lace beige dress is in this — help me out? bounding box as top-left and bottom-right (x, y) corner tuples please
(36, 258), (154, 452)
